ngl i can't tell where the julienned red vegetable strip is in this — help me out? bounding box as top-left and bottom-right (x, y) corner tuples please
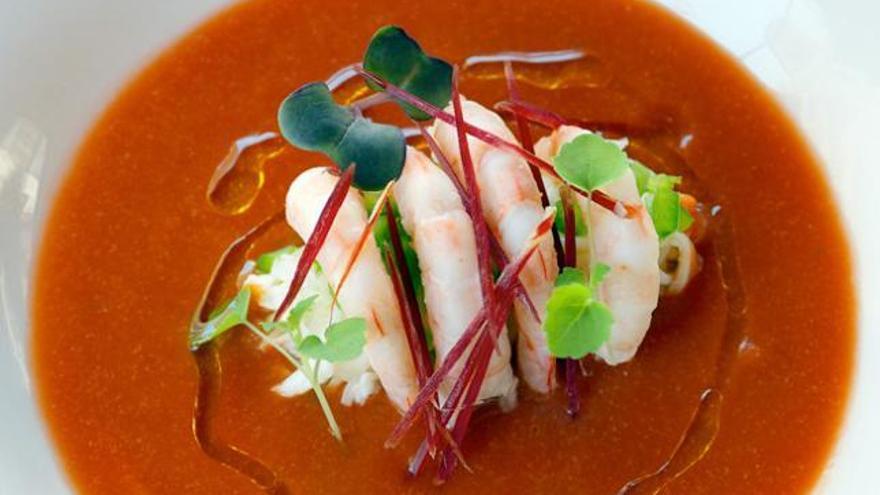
(274, 166), (355, 321)
(385, 212), (554, 449)
(355, 66), (633, 218)
(330, 180), (394, 315)
(407, 440), (430, 476)
(495, 98), (655, 140)
(384, 248), (442, 461)
(561, 189), (580, 417)
(384, 202), (433, 387)
(389, 213), (554, 482)
(494, 99), (566, 129)
(437, 345), (487, 478)
(434, 212), (555, 481)
(502, 62), (567, 270)
(434, 79), (513, 459)
(502, 62), (544, 204)
(451, 69), (495, 301)
(386, 250), (430, 377)
(385, 307), (485, 447)
(386, 200), (470, 463)
(416, 123), (540, 322)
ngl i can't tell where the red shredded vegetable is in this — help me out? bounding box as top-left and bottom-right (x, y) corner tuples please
(502, 62), (566, 269)
(383, 203), (434, 388)
(330, 180), (394, 315)
(451, 68), (495, 300)
(274, 166), (355, 321)
(355, 66), (633, 218)
(560, 188), (580, 417)
(384, 248), (442, 459)
(416, 123), (540, 321)
(385, 212), (553, 448)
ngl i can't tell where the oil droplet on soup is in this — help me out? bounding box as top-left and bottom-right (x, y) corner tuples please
(206, 133), (288, 215)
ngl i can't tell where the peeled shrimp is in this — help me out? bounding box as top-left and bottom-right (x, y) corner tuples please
(430, 98), (559, 393)
(535, 126), (660, 365)
(286, 167), (418, 410)
(394, 147), (518, 404)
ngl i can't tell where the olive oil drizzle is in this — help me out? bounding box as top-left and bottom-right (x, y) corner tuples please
(192, 346), (290, 495)
(189, 212), (291, 493)
(618, 209), (749, 494)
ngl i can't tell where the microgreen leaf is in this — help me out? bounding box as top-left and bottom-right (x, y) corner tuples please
(287, 295), (318, 331)
(255, 245), (297, 274)
(544, 284), (613, 359)
(553, 133), (629, 192)
(629, 159), (654, 196)
(556, 266), (586, 287)
(363, 25), (452, 121)
(278, 82), (405, 190)
(189, 287), (251, 349)
(630, 160), (693, 238)
(260, 294), (318, 339)
(298, 317), (367, 362)
(648, 185), (682, 238)
(554, 199), (587, 236)
(544, 264), (614, 359)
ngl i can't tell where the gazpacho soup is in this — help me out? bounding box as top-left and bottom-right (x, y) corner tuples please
(33, 0), (854, 494)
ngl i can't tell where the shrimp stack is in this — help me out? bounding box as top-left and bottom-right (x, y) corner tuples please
(283, 101), (666, 406)
(430, 97), (560, 393)
(394, 146), (518, 404)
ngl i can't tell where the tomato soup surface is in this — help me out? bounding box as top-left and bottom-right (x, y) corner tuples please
(32, 0), (854, 493)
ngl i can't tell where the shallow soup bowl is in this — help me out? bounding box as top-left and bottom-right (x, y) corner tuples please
(0, 0), (877, 492)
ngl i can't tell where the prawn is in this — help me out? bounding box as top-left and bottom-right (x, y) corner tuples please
(430, 98), (559, 393)
(286, 167), (418, 410)
(535, 126), (660, 365)
(394, 147), (518, 405)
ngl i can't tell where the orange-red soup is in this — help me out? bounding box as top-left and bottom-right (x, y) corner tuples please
(33, 0), (854, 493)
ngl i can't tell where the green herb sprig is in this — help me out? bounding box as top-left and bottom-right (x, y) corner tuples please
(189, 287), (253, 349)
(629, 161), (694, 238)
(363, 25), (452, 121)
(552, 133), (629, 192)
(191, 284), (366, 441)
(277, 25), (454, 193)
(278, 82), (405, 191)
(543, 264), (614, 359)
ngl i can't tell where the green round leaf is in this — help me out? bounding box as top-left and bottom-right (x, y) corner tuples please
(553, 133), (629, 192)
(363, 26), (424, 85)
(278, 82), (353, 152)
(330, 118), (405, 191)
(277, 82), (406, 190)
(298, 317), (367, 363)
(543, 280), (613, 359)
(363, 25), (452, 121)
(555, 267), (587, 287)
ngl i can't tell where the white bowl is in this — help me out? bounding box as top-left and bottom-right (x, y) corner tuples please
(1, 0), (877, 492)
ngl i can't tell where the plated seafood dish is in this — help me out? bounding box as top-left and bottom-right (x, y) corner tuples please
(32, 1), (854, 493)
